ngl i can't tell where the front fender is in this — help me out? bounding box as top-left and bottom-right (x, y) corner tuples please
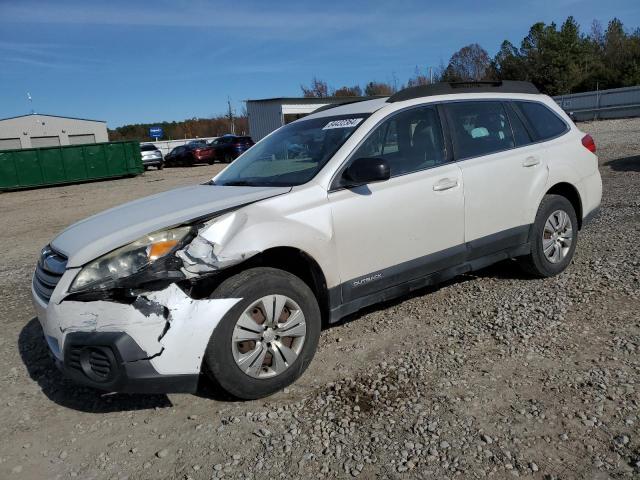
(178, 186), (340, 289)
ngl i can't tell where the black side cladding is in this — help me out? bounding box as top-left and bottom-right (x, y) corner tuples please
(387, 81), (540, 103)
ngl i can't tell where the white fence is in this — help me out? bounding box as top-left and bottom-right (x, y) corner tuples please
(553, 85), (640, 121)
(142, 137), (219, 156)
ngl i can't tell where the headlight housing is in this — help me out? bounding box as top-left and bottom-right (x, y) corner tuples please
(70, 226), (193, 292)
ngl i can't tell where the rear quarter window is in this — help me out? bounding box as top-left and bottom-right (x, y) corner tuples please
(515, 101), (568, 141)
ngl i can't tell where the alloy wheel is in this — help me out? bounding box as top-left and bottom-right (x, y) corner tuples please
(231, 295), (307, 379)
(542, 209), (573, 263)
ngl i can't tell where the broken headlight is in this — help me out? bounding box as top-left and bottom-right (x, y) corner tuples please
(70, 226), (193, 292)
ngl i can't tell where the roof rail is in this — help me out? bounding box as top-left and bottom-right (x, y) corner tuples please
(311, 97), (384, 114)
(386, 80), (539, 103)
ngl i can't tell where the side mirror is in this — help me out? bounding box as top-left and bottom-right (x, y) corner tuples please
(342, 157), (390, 187)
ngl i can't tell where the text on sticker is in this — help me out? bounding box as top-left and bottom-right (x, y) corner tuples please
(322, 118), (363, 130)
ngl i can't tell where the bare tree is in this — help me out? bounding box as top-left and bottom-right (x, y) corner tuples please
(333, 85), (362, 97)
(364, 81), (395, 96)
(442, 43), (492, 81)
(301, 77), (329, 97)
(590, 19), (605, 46)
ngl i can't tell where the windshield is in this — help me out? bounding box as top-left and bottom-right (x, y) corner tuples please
(214, 114), (368, 187)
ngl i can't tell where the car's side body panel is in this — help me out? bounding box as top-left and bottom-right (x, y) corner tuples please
(30, 87), (603, 395)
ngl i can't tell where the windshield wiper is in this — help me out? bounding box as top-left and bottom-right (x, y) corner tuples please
(220, 180), (256, 186)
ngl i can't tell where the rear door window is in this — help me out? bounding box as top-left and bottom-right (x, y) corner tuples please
(445, 101), (515, 159)
(514, 101), (568, 141)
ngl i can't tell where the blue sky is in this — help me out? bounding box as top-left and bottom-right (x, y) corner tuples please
(1, 0), (638, 127)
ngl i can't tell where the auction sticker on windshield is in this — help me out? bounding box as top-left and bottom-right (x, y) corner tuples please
(322, 118), (363, 130)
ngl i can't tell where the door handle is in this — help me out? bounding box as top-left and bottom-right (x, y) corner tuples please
(433, 178), (459, 191)
(522, 156), (540, 167)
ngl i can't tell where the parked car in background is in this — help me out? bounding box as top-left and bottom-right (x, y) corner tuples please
(187, 139), (208, 148)
(209, 135), (255, 163)
(165, 143), (215, 166)
(140, 143), (164, 170)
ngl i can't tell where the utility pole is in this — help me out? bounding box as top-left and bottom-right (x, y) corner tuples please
(429, 67), (433, 85)
(227, 98), (235, 135)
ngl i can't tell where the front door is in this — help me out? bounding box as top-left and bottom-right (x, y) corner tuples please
(328, 105), (465, 303)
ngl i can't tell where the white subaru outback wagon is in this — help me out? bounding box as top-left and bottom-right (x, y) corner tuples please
(32, 81), (602, 399)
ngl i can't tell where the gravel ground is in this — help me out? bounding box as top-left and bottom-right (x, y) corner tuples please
(0, 118), (639, 479)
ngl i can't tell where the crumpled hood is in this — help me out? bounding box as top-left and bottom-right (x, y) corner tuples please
(52, 184), (290, 267)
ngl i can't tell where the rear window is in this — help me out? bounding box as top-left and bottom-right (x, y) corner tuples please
(445, 101), (515, 159)
(515, 101), (568, 141)
(140, 144), (157, 151)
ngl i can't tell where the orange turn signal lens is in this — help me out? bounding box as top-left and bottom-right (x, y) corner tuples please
(147, 240), (179, 261)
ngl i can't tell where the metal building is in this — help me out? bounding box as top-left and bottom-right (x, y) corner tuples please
(0, 114), (109, 150)
(246, 97), (379, 141)
(553, 85), (640, 121)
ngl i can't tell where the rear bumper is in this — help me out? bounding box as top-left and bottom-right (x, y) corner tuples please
(142, 158), (163, 166)
(57, 331), (199, 394)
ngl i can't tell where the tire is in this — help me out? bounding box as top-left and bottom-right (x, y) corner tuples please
(224, 153), (233, 163)
(204, 267), (321, 400)
(519, 194), (578, 277)
(158, 162), (164, 170)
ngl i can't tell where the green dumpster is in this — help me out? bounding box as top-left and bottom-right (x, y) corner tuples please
(0, 141), (143, 191)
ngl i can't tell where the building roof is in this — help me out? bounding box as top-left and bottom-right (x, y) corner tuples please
(246, 96), (382, 104)
(0, 113), (106, 123)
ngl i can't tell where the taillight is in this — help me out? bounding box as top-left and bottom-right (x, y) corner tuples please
(581, 134), (596, 153)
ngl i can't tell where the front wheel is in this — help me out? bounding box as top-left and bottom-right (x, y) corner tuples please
(204, 267), (321, 399)
(519, 194), (578, 277)
(224, 153), (233, 163)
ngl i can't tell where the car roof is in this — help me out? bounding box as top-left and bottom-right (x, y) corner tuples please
(303, 81), (541, 123)
(386, 80), (538, 102)
(304, 98), (388, 120)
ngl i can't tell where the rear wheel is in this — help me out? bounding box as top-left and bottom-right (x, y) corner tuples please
(157, 162), (164, 170)
(204, 267), (321, 399)
(519, 194), (578, 277)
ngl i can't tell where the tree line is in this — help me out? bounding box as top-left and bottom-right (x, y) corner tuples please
(111, 16), (638, 141)
(108, 115), (248, 142)
(302, 17), (640, 98)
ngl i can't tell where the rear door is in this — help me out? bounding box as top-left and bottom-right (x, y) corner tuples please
(445, 100), (548, 256)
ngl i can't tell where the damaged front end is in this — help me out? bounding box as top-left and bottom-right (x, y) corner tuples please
(52, 284), (240, 393)
(176, 210), (259, 278)
(33, 213), (255, 394)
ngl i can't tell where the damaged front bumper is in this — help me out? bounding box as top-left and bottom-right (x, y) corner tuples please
(57, 331), (199, 393)
(31, 269), (241, 394)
